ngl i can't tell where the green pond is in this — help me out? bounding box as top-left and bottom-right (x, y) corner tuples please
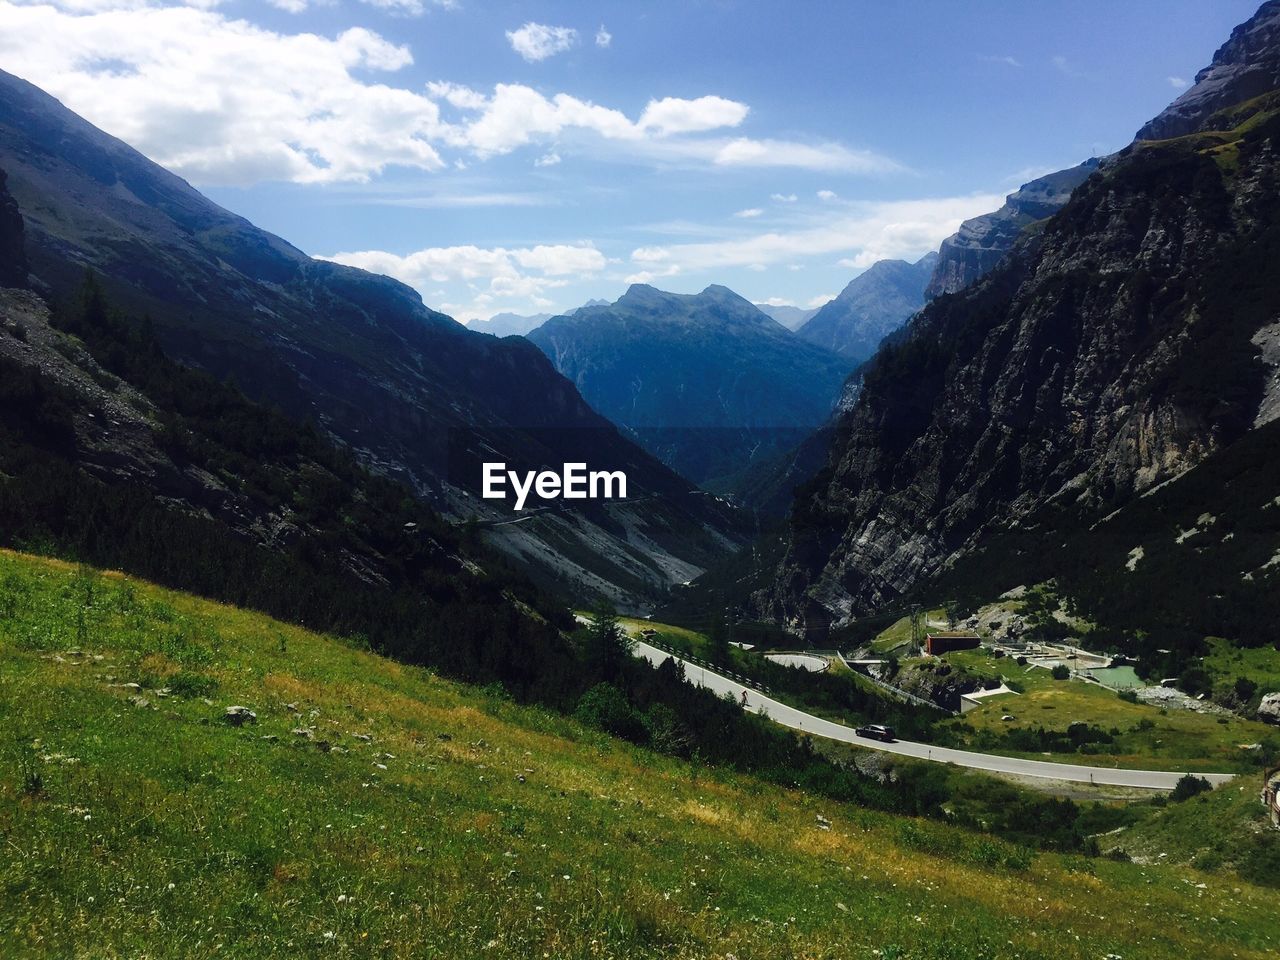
(1088, 665), (1145, 689)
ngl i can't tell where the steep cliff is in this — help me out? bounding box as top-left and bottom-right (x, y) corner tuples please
(768, 39), (1280, 650)
(1136, 0), (1280, 141)
(924, 161), (1100, 299)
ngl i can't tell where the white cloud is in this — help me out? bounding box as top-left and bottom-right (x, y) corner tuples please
(734, 208), (763, 218)
(771, 193), (798, 202)
(535, 151), (561, 167)
(427, 84), (750, 159)
(506, 22), (577, 63)
(978, 54), (1022, 68)
(322, 242), (607, 319)
(627, 193), (1003, 276)
(267, 0), (455, 18)
(595, 24), (611, 48)
(817, 189), (838, 201)
(714, 140), (896, 173)
(1168, 76), (1189, 89)
(0, 2), (901, 184)
(638, 96), (749, 136)
(0, 3), (446, 185)
(759, 297), (795, 307)
(806, 293), (835, 308)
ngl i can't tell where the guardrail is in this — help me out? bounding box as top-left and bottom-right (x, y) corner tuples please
(635, 634), (772, 695)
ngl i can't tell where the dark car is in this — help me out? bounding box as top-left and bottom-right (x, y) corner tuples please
(855, 724), (896, 742)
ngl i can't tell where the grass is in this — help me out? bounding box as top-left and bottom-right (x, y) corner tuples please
(1103, 773), (1280, 884)
(1203, 637), (1280, 699)
(615, 616), (712, 658)
(2, 548), (1279, 958)
(869, 608), (957, 654)
(936, 649), (1278, 772)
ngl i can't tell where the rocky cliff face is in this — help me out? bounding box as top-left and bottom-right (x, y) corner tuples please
(0, 168), (25, 288)
(795, 252), (938, 361)
(924, 161), (1100, 299)
(527, 284), (852, 488)
(767, 74), (1280, 633)
(1136, 0), (1280, 141)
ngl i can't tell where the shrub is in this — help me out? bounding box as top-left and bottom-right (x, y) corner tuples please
(1170, 774), (1213, 802)
(574, 683), (648, 743)
(167, 671), (218, 698)
(1051, 664), (1070, 680)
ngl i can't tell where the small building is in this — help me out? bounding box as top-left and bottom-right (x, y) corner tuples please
(925, 632), (981, 656)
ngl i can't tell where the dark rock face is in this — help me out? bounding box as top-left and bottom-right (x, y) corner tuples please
(0, 168), (26, 288)
(795, 252), (938, 361)
(924, 162), (1100, 299)
(1136, 0), (1280, 141)
(0, 68), (745, 608)
(527, 284), (852, 487)
(767, 102), (1280, 630)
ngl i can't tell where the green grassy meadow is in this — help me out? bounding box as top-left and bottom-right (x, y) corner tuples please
(2, 549), (1279, 958)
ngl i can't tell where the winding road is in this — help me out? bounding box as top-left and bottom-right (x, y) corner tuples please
(633, 640), (1238, 791)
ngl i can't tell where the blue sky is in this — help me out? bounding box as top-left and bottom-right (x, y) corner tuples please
(0, 0), (1261, 321)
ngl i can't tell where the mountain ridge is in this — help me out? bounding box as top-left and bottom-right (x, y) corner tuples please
(527, 283), (852, 488)
(0, 67), (746, 610)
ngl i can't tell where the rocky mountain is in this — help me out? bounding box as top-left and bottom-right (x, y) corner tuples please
(1136, 0), (1280, 140)
(765, 2), (1280, 676)
(755, 303), (819, 331)
(0, 68), (746, 611)
(527, 284), (853, 489)
(924, 161), (1101, 298)
(795, 252), (938, 361)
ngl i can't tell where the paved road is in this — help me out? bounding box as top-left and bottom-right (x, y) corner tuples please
(633, 641), (1238, 791)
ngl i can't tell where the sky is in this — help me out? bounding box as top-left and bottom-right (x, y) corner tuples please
(0, 0), (1262, 322)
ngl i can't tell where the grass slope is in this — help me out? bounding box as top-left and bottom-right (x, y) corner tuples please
(2, 549), (1278, 958)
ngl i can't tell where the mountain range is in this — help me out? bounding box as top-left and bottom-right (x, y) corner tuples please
(526, 284), (853, 489)
(762, 0), (1280, 681)
(0, 68), (746, 611)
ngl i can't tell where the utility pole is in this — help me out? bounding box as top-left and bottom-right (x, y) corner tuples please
(910, 604), (924, 656)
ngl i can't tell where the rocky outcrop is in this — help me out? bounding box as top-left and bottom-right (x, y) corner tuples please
(1136, 0), (1280, 141)
(924, 162), (1100, 299)
(795, 252), (938, 361)
(1259, 691), (1280, 724)
(0, 168), (26, 288)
